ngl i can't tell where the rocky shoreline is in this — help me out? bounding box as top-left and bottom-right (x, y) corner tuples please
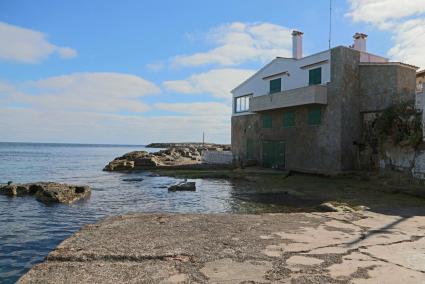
(0, 182), (91, 204)
(103, 144), (232, 172)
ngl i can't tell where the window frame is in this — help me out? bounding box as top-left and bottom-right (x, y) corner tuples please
(269, 78), (282, 94)
(234, 94), (252, 113)
(308, 67), (322, 86)
(263, 114), (272, 128)
(308, 106), (322, 125)
(283, 111), (295, 128)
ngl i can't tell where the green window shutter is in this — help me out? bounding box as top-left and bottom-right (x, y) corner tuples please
(269, 78), (281, 93)
(263, 114), (272, 128)
(308, 106), (322, 125)
(283, 111), (295, 128)
(309, 68), (322, 85)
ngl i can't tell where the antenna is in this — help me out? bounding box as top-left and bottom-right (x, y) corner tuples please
(328, 0), (332, 49)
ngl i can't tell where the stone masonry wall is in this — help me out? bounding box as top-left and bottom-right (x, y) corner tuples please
(359, 64), (416, 112)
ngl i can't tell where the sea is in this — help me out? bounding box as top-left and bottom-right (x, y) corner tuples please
(0, 142), (282, 283)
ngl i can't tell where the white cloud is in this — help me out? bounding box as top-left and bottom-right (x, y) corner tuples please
(0, 107), (230, 144)
(170, 22), (292, 67)
(347, 0), (425, 68)
(347, 0), (425, 28)
(57, 47), (78, 59)
(1, 72), (160, 113)
(163, 68), (255, 100)
(0, 21), (77, 63)
(0, 74), (231, 144)
(155, 102), (231, 116)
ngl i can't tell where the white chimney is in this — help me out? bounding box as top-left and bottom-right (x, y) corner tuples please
(292, 30), (303, 59)
(353, 33), (367, 52)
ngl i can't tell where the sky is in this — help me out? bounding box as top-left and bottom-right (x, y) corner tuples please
(0, 0), (424, 144)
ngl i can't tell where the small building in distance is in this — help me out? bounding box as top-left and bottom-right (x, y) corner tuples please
(231, 31), (418, 174)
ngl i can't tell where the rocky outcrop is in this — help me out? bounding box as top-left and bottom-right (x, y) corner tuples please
(0, 182), (90, 204)
(168, 181), (196, 192)
(146, 142), (231, 151)
(104, 146), (207, 172)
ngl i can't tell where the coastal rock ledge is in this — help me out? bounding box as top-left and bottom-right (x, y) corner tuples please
(0, 182), (90, 204)
(103, 145), (225, 171)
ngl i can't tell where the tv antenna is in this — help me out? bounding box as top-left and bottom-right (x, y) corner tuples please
(328, 0), (332, 49)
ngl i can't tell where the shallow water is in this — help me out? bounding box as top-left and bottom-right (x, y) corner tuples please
(0, 142), (315, 283)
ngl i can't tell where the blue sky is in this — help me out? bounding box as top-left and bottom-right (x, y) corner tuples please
(0, 0), (424, 144)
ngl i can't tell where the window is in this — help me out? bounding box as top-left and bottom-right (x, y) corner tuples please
(269, 78), (281, 94)
(235, 95), (251, 113)
(283, 111), (295, 127)
(263, 114), (272, 128)
(309, 67), (322, 85)
(308, 106), (322, 125)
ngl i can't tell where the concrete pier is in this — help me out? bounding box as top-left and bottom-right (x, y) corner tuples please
(18, 212), (425, 283)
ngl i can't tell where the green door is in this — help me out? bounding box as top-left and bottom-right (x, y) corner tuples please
(262, 140), (285, 168)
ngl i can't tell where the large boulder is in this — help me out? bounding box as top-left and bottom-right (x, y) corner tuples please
(0, 182), (90, 204)
(168, 181), (196, 192)
(35, 183), (90, 204)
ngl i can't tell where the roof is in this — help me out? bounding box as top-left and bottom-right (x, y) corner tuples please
(359, 62), (420, 70)
(417, 70), (425, 77)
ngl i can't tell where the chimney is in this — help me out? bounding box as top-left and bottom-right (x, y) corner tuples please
(292, 30), (303, 59)
(353, 33), (367, 52)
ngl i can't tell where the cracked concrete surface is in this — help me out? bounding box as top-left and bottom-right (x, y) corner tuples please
(18, 212), (425, 283)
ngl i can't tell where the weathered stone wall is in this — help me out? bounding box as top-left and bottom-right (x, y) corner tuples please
(331, 47), (362, 170)
(359, 64), (416, 112)
(232, 106), (342, 173)
(359, 107), (425, 180)
(376, 143), (425, 180)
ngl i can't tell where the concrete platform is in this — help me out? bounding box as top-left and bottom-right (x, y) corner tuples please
(18, 212), (425, 283)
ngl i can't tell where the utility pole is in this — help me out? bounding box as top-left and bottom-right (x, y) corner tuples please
(202, 132), (205, 145)
(329, 0), (332, 49)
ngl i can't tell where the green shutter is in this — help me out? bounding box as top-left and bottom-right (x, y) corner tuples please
(269, 78), (281, 93)
(308, 106), (322, 125)
(309, 68), (322, 85)
(283, 111), (295, 127)
(263, 114), (272, 128)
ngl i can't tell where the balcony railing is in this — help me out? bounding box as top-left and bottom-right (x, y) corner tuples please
(249, 84), (327, 112)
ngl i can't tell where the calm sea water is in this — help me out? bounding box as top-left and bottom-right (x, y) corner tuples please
(0, 142), (290, 283)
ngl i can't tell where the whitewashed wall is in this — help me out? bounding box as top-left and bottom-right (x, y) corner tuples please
(232, 50), (331, 115)
(202, 151), (233, 165)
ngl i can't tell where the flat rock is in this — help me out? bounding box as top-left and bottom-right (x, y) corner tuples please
(17, 212), (425, 283)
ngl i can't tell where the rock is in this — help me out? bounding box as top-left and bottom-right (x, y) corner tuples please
(0, 184), (29, 196)
(0, 182), (90, 204)
(133, 156), (160, 167)
(122, 178), (144, 182)
(35, 183), (90, 204)
(168, 181), (196, 192)
(318, 202), (357, 213)
(103, 160), (134, 171)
